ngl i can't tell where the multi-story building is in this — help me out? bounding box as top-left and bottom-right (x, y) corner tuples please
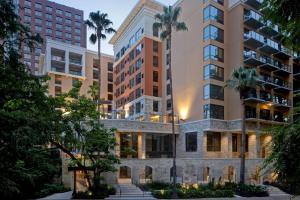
(17, 0), (86, 74)
(39, 39), (114, 116)
(62, 0), (297, 190)
(109, 0), (164, 122)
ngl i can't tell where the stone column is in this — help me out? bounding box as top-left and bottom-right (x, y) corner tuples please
(115, 132), (120, 157)
(248, 133), (257, 158)
(138, 132), (146, 159)
(256, 132), (261, 158)
(227, 132), (233, 158)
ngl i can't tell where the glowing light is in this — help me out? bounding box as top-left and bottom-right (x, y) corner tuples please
(267, 103), (273, 107)
(192, 183), (199, 189)
(160, 190), (165, 195)
(179, 107), (189, 120)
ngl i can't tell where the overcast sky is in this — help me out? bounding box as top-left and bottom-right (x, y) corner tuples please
(51, 0), (177, 55)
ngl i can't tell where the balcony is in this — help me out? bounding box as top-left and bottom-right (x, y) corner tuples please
(258, 75), (278, 88)
(259, 21), (279, 37)
(272, 95), (291, 108)
(244, 31), (264, 49)
(51, 66), (65, 73)
(293, 51), (300, 62)
(51, 55), (65, 62)
(274, 45), (292, 59)
(246, 109), (290, 123)
(244, 91), (265, 103)
(273, 78), (292, 92)
(243, 50), (264, 66)
(259, 55), (291, 74)
(244, 10), (263, 29)
(259, 38), (279, 54)
(243, 0), (263, 10)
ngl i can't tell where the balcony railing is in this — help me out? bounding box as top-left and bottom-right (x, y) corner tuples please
(51, 55), (65, 62)
(69, 58), (82, 66)
(51, 66), (65, 73)
(244, 10), (263, 29)
(243, 0), (263, 9)
(69, 70), (82, 76)
(272, 95), (291, 107)
(244, 31), (265, 48)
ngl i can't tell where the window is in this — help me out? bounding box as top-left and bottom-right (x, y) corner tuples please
(135, 28), (143, 41)
(166, 39), (170, 50)
(129, 65), (135, 75)
(75, 22), (81, 27)
(136, 43), (142, 55)
(129, 105), (134, 116)
(186, 132), (197, 152)
(108, 73), (113, 82)
(135, 58), (142, 70)
(24, 54), (31, 59)
(203, 45), (224, 62)
(55, 86), (62, 96)
(136, 73), (142, 84)
(46, 21), (52, 26)
(153, 101), (159, 112)
(75, 35), (80, 40)
(56, 16), (62, 22)
(136, 102), (141, 113)
(166, 84), (171, 96)
(166, 99), (172, 111)
(203, 84), (224, 100)
(65, 26), (71, 31)
(65, 12), (72, 17)
(46, 6), (53, 12)
(204, 64), (224, 81)
(65, 19), (71, 24)
(56, 31), (62, 37)
(129, 78), (135, 88)
(75, 14), (81, 20)
(232, 134), (238, 152)
(203, 25), (224, 43)
(54, 75), (62, 85)
(203, 104), (224, 119)
(35, 11), (42, 17)
(56, 9), (63, 15)
(35, 18), (42, 24)
(204, 0), (224, 5)
(108, 94), (113, 101)
(207, 132), (221, 151)
(153, 71), (158, 82)
(108, 83), (113, 92)
(129, 36), (135, 47)
(24, 15), (31, 21)
(24, 0), (31, 6)
(46, 29), (52, 34)
(153, 26), (159, 37)
(166, 54), (170, 65)
(65, 33), (71, 38)
(108, 62), (113, 72)
(166, 68), (170, 80)
(153, 86), (159, 97)
(56, 23), (62, 29)
(46, 14), (52, 19)
(75, 29), (81, 34)
(25, 8), (31, 14)
(35, 3), (42, 9)
(203, 5), (224, 24)
(153, 41), (158, 52)
(136, 88), (142, 98)
(35, 26), (42, 32)
(153, 56), (158, 67)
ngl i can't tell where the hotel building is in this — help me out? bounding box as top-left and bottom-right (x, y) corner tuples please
(17, 0), (86, 74)
(39, 39), (114, 116)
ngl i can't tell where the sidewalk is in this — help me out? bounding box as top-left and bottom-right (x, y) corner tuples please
(38, 191), (72, 200)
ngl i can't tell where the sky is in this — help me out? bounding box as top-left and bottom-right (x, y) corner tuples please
(51, 0), (177, 55)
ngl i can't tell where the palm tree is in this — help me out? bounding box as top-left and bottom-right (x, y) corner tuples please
(85, 11), (115, 114)
(153, 5), (187, 197)
(226, 67), (260, 184)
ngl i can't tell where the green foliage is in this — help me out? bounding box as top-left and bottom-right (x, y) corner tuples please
(73, 184), (116, 199)
(34, 184), (70, 198)
(264, 107), (300, 194)
(260, 0), (300, 51)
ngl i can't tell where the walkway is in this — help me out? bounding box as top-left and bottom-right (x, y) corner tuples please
(105, 183), (155, 200)
(38, 191), (72, 200)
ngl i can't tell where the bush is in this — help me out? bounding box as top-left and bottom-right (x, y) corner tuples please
(34, 184), (70, 198)
(234, 183), (268, 197)
(152, 189), (172, 199)
(73, 184), (116, 199)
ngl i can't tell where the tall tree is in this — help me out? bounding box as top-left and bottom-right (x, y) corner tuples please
(153, 5), (187, 198)
(226, 67), (260, 184)
(85, 12), (115, 114)
(260, 0), (300, 51)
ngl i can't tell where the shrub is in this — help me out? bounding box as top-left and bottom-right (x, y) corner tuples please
(235, 183), (268, 197)
(152, 189), (172, 199)
(73, 184), (116, 199)
(34, 184), (70, 198)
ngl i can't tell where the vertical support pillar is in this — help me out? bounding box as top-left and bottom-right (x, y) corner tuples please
(115, 132), (120, 157)
(138, 132), (146, 159)
(227, 132), (233, 158)
(73, 170), (77, 195)
(65, 50), (69, 74)
(256, 132), (261, 158)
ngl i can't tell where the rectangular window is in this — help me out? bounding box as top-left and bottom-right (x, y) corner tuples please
(35, 3), (42, 9)
(108, 94), (113, 101)
(129, 78), (135, 88)
(72, 78), (79, 87)
(46, 29), (52, 34)
(136, 43), (142, 55)
(35, 26), (42, 32)
(203, 45), (224, 62)
(153, 26), (159, 37)
(25, 8), (31, 14)
(75, 29), (81, 34)
(204, 64), (224, 81)
(56, 17), (62, 22)
(166, 99), (172, 111)
(129, 65), (135, 75)
(46, 6), (52, 12)
(204, 0), (224, 5)
(35, 18), (42, 24)
(55, 86), (62, 96)
(129, 50), (135, 61)
(56, 23), (62, 29)
(108, 62), (113, 72)
(135, 58), (142, 70)
(232, 134), (238, 152)
(135, 28), (143, 41)
(153, 101), (159, 112)
(75, 35), (80, 40)
(153, 71), (158, 82)
(56, 9), (63, 15)
(65, 33), (71, 38)
(46, 21), (52, 26)
(35, 11), (42, 17)
(166, 54), (170, 65)
(203, 5), (224, 24)
(65, 19), (71, 24)
(153, 41), (159, 53)
(136, 102), (141, 113)
(24, 15), (31, 21)
(153, 86), (159, 97)
(46, 14), (52, 19)
(75, 14), (81, 20)
(108, 83), (113, 92)
(203, 104), (224, 119)
(108, 73), (113, 82)
(54, 75), (62, 85)
(203, 84), (224, 100)
(207, 132), (221, 152)
(135, 73), (142, 84)
(129, 36), (135, 47)
(65, 12), (72, 18)
(24, 0), (31, 6)
(186, 132), (197, 152)
(153, 56), (159, 67)
(166, 84), (171, 96)
(166, 68), (170, 80)
(203, 24), (224, 43)
(56, 31), (62, 37)
(65, 26), (71, 32)
(136, 88), (142, 98)
(75, 22), (81, 27)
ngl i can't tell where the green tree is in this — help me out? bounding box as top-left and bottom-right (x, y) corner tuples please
(85, 11), (115, 113)
(153, 5), (187, 197)
(260, 0), (300, 50)
(226, 67), (260, 184)
(264, 105), (300, 194)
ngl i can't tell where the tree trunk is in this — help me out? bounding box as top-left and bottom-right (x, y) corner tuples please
(240, 98), (246, 184)
(50, 139), (92, 188)
(97, 36), (101, 115)
(168, 33), (178, 198)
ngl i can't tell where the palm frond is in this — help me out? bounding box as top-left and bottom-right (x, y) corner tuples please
(89, 33), (97, 44)
(175, 22), (188, 31)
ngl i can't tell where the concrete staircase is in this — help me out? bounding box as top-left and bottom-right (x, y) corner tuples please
(266, 185), (290, 197)
(105, 184), (155, 200)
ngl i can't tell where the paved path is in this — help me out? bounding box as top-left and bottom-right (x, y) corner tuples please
(106, 184), (155, 200)
(38, 191), (72, 200)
